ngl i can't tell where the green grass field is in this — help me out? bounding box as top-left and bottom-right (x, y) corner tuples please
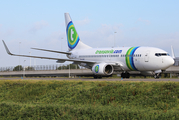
(0, 80), (179, 119)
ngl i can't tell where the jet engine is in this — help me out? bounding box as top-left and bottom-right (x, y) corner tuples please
(92, 63), (113, 76)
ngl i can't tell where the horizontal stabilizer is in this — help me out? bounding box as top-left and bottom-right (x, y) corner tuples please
(31, 47), (71, 55)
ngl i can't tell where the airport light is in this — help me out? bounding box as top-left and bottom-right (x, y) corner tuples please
(19, 42), (21, 71)
(34, 58), (36, 70)
(23, 60), (26, 78)
(29, 52), (31, 67)
(114, 32), (117, 47)
(61, 37), (63, 58)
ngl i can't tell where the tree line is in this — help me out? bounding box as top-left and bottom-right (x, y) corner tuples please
(12, 64), (80, 71)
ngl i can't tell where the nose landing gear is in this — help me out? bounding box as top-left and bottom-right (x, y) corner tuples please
(121, 72), (130, 79)
(154, 73), (160, 79)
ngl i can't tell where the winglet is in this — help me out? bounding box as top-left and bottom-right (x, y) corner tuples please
(171, 45), (175, 59)
(2, 40), (13, 55)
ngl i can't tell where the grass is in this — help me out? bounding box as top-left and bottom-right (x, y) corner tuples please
(0, 80), (179, 119)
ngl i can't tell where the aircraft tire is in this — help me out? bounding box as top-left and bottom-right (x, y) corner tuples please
(154, 73), (160, 79)
(126, 72), (130, 79)
(98, 76), (102, 79)
(121, 73), (125, 78)
(121, 72), (130, 79)
(93, 76), (102, 79)
(154, 75), (159, 79)
(94, 76), (97, 79)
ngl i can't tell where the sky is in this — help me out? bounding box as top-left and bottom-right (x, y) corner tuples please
(0, 0), (179, 67)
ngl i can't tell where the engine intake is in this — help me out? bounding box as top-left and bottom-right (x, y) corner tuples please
(92, 63), (113, 76)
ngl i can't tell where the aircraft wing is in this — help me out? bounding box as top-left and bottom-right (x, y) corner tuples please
(31, 47), (71, 55)
(2, 40), (96, 64)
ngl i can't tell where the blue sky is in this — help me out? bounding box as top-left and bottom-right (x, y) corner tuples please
(0, 0), (179, 67)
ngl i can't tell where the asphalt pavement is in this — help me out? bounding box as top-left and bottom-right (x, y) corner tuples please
(0, 77), (179, 82)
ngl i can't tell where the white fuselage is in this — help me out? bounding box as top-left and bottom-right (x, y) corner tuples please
(68, 46), (174, 71)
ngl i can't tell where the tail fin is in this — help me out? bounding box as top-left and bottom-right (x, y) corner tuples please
(64, 13), (91, 51)
(171, 45), (175, 59)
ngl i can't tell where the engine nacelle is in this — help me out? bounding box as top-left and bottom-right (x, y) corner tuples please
(92, 63), (113, 76)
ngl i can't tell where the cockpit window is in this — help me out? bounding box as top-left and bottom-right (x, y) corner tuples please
(155, 53), (169, 57)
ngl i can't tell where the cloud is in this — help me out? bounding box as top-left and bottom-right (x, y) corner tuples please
(0, 24), (2, 35)
(130, 27), (140, 32)
(137, 18), (150, 25)
(43, 30), (66, 49)
(79, 24), (124, 48)
(75, 18), (90, 26)
(152, 32), (179, 47)
(0, 28), (14, 37)
(136, 32), (179, 56)
(29, 20), (49, 33)
(4, 29), (14, 36)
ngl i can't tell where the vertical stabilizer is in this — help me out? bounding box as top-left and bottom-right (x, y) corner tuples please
(171, 45), (175, 59)
(64, 13), (91, 51)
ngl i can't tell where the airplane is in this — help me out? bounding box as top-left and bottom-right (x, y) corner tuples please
(2, 13), (175, 79)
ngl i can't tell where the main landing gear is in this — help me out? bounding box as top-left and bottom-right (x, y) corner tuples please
(121, 72), (130, 79)
(93, 75), (102, 79)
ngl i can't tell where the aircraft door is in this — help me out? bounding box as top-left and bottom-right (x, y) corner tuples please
(144, 51), (150, 62)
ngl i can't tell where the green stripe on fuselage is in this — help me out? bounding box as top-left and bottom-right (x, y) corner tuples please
(125, 47), (134, 70)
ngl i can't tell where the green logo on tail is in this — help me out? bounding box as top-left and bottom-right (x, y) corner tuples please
(67, 21), (80, 49)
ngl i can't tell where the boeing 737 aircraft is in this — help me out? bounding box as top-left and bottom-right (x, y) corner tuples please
(2, 13), (175, 79)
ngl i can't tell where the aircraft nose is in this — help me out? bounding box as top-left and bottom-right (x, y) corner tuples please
(162, 57), (175, 70)
(167, 57), (175, 66)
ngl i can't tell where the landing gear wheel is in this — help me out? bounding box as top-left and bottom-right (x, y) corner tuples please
(121, 73), (124, 78)
(154, 73), (160, 79)
(94, 76), (97, 79)
(93, 76), (102, 79)
(121, 72), (130, 79)
(98, 76), (102, 79)
(126, 72), (130, 78)
(154, 75), (159, 79)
